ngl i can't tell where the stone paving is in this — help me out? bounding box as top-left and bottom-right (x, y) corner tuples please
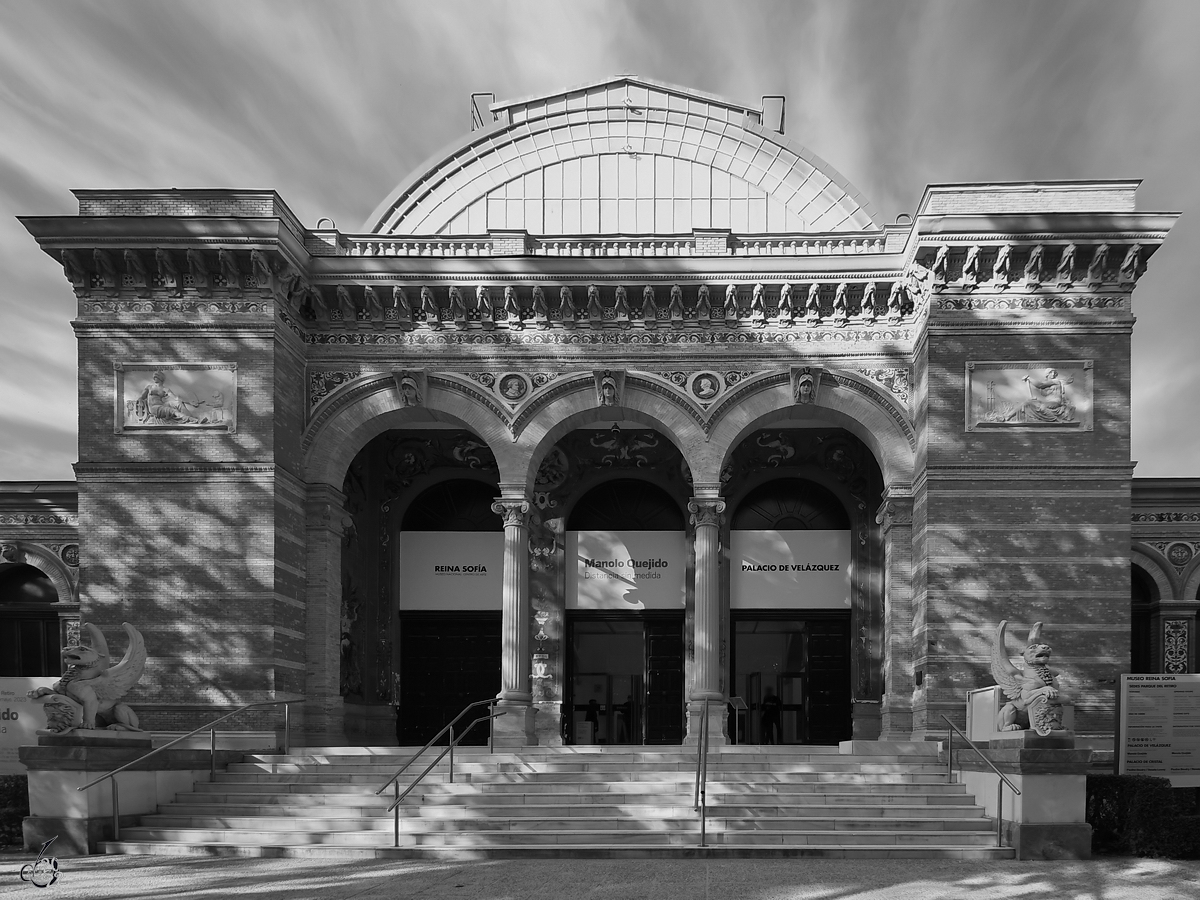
(1, 854), (1199, 899)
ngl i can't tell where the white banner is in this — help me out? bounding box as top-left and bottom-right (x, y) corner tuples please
(398, 532), (505, 610)
(0, 677), (56, 774)
(567, 531), (687, 610)
(730, 530), (851, 609)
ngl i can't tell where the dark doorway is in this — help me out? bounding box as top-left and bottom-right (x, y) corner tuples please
(731, 613), (851, 745)
(397, 613), (500, 746)
(1131, 564), (1156, 674)
(566, 614), (684, 745)
(0, 564), (61, 678)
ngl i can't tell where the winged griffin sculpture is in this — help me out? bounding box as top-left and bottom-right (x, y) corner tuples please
(990, 619), (1066, 737)
(28, 622), (147, 734)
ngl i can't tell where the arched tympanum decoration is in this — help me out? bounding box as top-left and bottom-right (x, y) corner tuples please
(1132, 545), (1178, 603)
(0, 543), (76, 606)
(303, 374), (516, 488)
(514, 375), (707, 492)
(1180, 556), (1200, 605)
(704, 371), (914, 488)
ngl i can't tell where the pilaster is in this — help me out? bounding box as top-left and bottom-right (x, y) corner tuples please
(303, 483), (350, 737)
(877, 495), (915, 739)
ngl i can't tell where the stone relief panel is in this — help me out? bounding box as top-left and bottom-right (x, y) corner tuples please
(689, 371), (723, 404)
(114, 362), (237, 433)
(965, 360), (1093, 432)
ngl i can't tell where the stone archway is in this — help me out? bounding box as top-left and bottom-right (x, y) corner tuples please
(300, 374), (515, 737)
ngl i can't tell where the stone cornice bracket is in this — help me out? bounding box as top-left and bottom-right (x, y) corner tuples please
(391, 367), (427, 408)
(687, 498), (726, 528)
(491, 498), (531, 527)
(875, 498), (914, 533)
(594, 369), (625, 409)
(789, 365), (824, 406)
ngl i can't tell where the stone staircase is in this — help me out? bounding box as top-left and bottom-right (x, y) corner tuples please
(100, 745), (1014, 859)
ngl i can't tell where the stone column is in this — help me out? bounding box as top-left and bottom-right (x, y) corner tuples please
(491, 493), (537, 746)
(304, 483), (351, 738)
(876, 497), (915, 739)
(687, 494), (726, 745)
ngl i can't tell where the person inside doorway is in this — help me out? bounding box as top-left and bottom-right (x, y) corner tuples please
(760, 686), (782, 744)
(584, 698), (601, 744)
(614, 694), (633, 743)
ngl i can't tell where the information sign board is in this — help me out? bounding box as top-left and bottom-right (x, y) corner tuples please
(566, 530), (686, 610)
(1118, 674), (1200, 787)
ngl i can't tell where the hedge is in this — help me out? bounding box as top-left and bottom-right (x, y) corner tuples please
(0, 775), (28, 849)
(1087, 774), (1200, 859)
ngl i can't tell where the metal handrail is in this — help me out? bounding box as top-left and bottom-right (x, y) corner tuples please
(941, 715), (1022, 847)
(385, 711), (506, 847)
(374, 698), (497, 797)
(693, 700), (712, 847)
(78, 698), (303, 841)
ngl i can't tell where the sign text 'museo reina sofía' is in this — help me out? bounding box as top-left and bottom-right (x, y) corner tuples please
(399, 532), (505, 609)
(730, 530), (852, 608)
(568, 531), (686, 610)
(1119, 674), (1200, 787)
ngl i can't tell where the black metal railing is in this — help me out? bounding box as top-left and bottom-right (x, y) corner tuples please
(941, 715), (1021, 847)
(77, 699), (304, 842)
(374, 698), (502, 848)
(693, 700), (713, 846)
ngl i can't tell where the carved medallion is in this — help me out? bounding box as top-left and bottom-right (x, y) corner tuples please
(690, 372), (722, 402)
(497, 373), (529, 403)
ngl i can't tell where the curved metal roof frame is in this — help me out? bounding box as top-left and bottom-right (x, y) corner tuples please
(363, 76), (881, 236)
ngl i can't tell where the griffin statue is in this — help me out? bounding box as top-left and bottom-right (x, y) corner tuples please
(28, 622), (147, 734)
(990, 619), (1066, 737)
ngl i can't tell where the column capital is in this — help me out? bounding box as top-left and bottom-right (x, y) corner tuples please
(688, 498), (726, 528)
(491, 498), (531, 527)
(875, 498), (913, 533)
(306, 483), (352, 535)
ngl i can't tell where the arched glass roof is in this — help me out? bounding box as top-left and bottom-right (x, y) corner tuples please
(365, 76), (880, 237)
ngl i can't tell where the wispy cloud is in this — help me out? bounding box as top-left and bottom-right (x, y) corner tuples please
(1, 0), (1197, 478)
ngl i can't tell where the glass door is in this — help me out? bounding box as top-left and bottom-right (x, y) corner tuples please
(566, 614), (683, 745)
(732, 613), (851, 745)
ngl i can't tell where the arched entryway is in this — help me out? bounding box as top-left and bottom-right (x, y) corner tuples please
(339, 428), (503, 744)
(564, 477), (687, 745)
(721, 427), (884, 743)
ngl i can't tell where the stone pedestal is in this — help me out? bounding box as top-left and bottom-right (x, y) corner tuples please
(19, 732), (239, 855)
(683, 699), (727, 748)
(532, 701), (563, 747)
(491, 703), (538, 748)
(953, 734), (1093, 860)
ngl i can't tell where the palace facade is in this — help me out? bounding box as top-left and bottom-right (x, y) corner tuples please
(6, 77), (1192, 748)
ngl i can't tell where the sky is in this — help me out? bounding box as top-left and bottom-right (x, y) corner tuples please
(1, 0), (1197, 481)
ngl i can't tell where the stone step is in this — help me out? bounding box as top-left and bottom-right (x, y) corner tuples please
(147, 805), (987, 827)
(162, 800), (983, 819)
(144, 812), (991, 831)
(114, 827), (1002, 847)
(227, 761), (947, 776)
(99, 840), (1014, 860)
(210, 771), (953, 786)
